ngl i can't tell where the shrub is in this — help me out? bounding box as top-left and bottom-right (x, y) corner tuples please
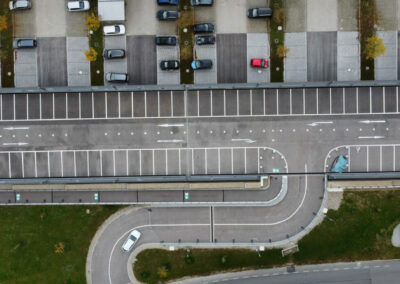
(364, 36), (386, 60)
(54, 242), (65, 254)
(220, 255), (227, 264)
(86, 13), (101, 31)
(0, 15), (8, 32)
(157, 266), (169, 278)
(276, 45), (289, 59)
(85, 47), (98, 62)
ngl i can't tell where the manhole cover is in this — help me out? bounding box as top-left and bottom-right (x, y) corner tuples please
(94, 42), (99, 47)
(276, 67), (280, 71)
(7, 72), (12, 76)
(186, 69), (190, 73)
(96, 70), (100, 74)
(184, 40), (189, 45)
(274, 38), (279, 44)
(183, 28), (188, 33)
(366, 66), (370, 70)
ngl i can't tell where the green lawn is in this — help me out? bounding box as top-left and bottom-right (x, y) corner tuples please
(88, 0), (104, 86)
(134, 190), (400, 283)
(0, 206), (122, 284)
(0, 0), (15, 87)
(359, 0), (377, 80)
(270, 0), (285, 82)
(178, 0), (194, 84)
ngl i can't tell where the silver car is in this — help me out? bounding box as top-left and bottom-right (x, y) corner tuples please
(105, 72), (129, 83)
(9, 0), (31, 11)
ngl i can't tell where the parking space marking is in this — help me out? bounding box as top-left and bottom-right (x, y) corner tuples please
(105, 92), (108, 119)
(13, 94), (15, 120)
(276, 89), (279, 114)
(92, 93), (95, 119)
(157, 91), (160, 117)
(21, 152), (24, 178)
(26, 94), (29, 119)
(8, 153), (11, 178)
(342, 88), (345, 114)
(237, 90), (240, 116)
(356, 88), (359, 114)
(171, 91), (173, 117)
(369, 87), (372, 114)
(316, 88), (319, 114)
(144, 91), (147, 118)
(65, 93), (68, 119)
(39, 94), (42, 120)
(53, 93), (56, 119)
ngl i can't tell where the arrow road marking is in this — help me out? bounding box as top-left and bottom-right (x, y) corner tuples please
(2, 142), (28, 146)
(157, 139), (184, 143)
(158, 124), (184, 128)
(307, 121), (333, 127)
(231, 138), (256, 144)
(358, 136), (385, 139)
(3, 127), (30, 130)
(359, 120), (386, 124)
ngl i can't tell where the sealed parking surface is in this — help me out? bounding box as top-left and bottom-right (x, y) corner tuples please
(127, 36), (157, 84)
(217, 34), (247, 83)
(37, 37), (67, 87)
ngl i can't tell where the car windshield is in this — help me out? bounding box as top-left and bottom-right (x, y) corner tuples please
(79, 1), (83, 8)
(129, 235), (137, 242)
(114, 26), (120, 33)
(163, 11), (167, 17)
(195, 61), (201, 68)
(252, 10), (257, 17)
(261, 60), (265, 66)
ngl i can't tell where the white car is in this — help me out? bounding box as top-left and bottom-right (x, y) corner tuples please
(122, 230), (141, 252)
(103, 24), (126, 36)
(67, 1), (89, 12)
(9, 0), (31, 11)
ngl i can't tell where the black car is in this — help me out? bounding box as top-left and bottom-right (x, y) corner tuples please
(155, 36), (177, 46)
(160, 60), (180, 70)
(157, 10), (180, 20)
(13, 38), (36, 49)
(191, 59), (213, 70)
(193, 23), (214, 33)
(196, 35), (215, 45)
(247, 8), (272, 18)
(103, 49), (125, 59)
(190, 0), (213, 6)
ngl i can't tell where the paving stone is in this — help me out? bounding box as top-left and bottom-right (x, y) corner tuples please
(337, 31), (360, 81)
(247, 33), (270, 83)
(284, 32), (307, 82)
(67, 37), (90, 87)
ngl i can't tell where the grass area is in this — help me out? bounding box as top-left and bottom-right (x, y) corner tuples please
(178, 0), (194, 84)
(88, 0), (104, 86)
(358, 0), (377, 80)
(0, 206), (123, 284)
(0, 0), (15, 87)
(269, 0), (285, 82)
(134, 190), (400, 283)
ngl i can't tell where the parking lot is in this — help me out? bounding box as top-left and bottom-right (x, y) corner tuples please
(325, 144), (400, 173)
(0, 86), (398, 122)
(0, 146), (287, 178)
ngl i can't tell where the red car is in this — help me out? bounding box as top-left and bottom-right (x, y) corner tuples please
(250, 58), (268, 68)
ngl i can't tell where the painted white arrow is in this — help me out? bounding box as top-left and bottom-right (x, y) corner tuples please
(157, 139), (184, 143)
(307, 121), (333, 127)
(3, 127), (30, 130)
(2, 142), (28, 146)
(158, 124), (184, 127)
(231, 138), (256, 144)
(359, 120), (386, 124)
(358, 136), (385, 139)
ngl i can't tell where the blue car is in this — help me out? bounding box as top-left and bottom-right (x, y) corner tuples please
(191, 59), (213, 70)
(157, 0), (178, 5)
(331, 155), (348, 173)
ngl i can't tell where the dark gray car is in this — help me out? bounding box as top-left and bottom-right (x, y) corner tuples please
(103, 49), (125, 59)
(193, 23), (214, 33)
(157, 10), (180, 20)
(160, 60), (180, 71)
(13, 38), (37, 49)
(155, 36), (177, 46)
(105, 72), (129, 83)
(247, 8), (272, 18)
(190, 0), (213, 6)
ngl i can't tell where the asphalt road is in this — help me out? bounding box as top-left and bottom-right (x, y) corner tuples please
(182, 259), (400, 284)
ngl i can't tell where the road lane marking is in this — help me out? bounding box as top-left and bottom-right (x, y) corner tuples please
(307, 121), (333, 127)
(139, 150), (142, 176)
(197, 90), (200, 116)
(231, 148), (234, 174)
(3, 142), (28, 146)
(47, 151), (50, 177)
(13, 94), (16, 120)
(105, 92), (108, 119)
(329, 88), (332, 114)
(4, 127), (29, 130)
(100, 151), (103, 176)
(157, 91), (160, 117)
(158, 123), (184, 127)
(113, 150), (116, 176)
(250, 89), (253, 116)
(65, 93), (68, 119)
(26, 94), (29, 119)
(35, 152), (38, 177)
(276, 89), (279, 114)
(205, 148), (208, 175)
(356, 87), (359, 113)
(171, 90), (174, 117)
(0, 95), (2, 120)
(53, 93), (56, 119)
(244, 148), (247, 174)
(380, 146), (382, 172)
(91, 92), (94, 119)
(191, 149), (194, 175)
(367, 146), (369, 172)
(224, 89), (227, 116)
(383, 86), (386, 113)
(359, 120), (386, 124)
(231, 138), (256, 143)
(394, 146), (396, 171)
(74, 151), (77, 177)
(8, 152), (11, 178)
(397, 86), (399, 113)
(263, 89), (266, 115)
(165, 150), (168, 175)
(342, 88), (345, 113)
(157, 139), (184, 143)
(237, 89), (239, 116)
(87, 151), (90, 176)
(39, 93), (42, 119)
(131, 92), (134, 117)
(178, 148), (181, 175)
(358, 136), (385, 139)
(118, 92), (121, 119)
(126, 149), (129, 176)
(210, 90), (213, 116)
(369, 87), (372, 113)
(289, 89), (292, 115)
(316, 88), (319, 114)
(303, 88), (306, 114)
(218, 148), (221, 174)
(21, 152), (24, 178)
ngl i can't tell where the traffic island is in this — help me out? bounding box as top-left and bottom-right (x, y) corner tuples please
(0, 5), (14, 87)
(88, 0), (104, 86)
(178, 0), (194, 84)
(270, 0), (286, 82)
(358, 0), (378, 80)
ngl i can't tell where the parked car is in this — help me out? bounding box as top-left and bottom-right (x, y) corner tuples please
(193, 23), (214, 33)
(157, 0), (178, 5)
(122, 230), (141, 252)
(160, 60), (180, 70)
(247, 8), (272, 18)
(196, 35), (215, 45)
(13, 38), (36, 49)
(9, 0), (31, 11)
(191, 59), (213, 70)
(105, 72), (129, 83)
(103, 49), (125, 60)
(157, 10), (180, 20)
(250, 58), (269, 68)
(331, 155), (348, 173)
(103, 25), (126, 36)
(67, 1), (89, 12)
(155, 36), (177, 46)
(190, 0), (213, 6)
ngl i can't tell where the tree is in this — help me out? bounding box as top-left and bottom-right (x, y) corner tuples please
(85, 47), (98, 62)
(364, 36), (386, 60)
(0, 15), (8, 32)
(276, 45), (289, 59)
(86, 13), (100, 31)
(54, 242), (65, 254)
(157, 266), (168, 278)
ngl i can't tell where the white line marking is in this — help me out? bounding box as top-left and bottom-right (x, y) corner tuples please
(329, 88), (332, 114)
(250, 89), (253, 115)
(394, 146), (396, 171)
(157, 91), (160, 117)
(91, 92), (94, 119)
(21, 152), (24, 178)
(205, 148), (208, 175)
(263, 89), (266, 115)
(231, 148), (234, 174)
(78, 93), (81, 119)
(191, 149), (194, 175)
(60, 151), (63, 177)
(47, 151), (50, 177)
(231, 138), (256, 143)
(397, 86), (399, 113)
(356, 87), (359, 113)
(342, 88), (345, 113)
(4, 127), (29, 130)
(369, 87), (372, 113)
(197, 90), (200, 116)
(105, 92), (108, 119)
(157, 139), (184, 143)
(65, 93), (68, 119)
(383, 86), (385, 113)
(131, 92), (134, 117)
(126, 149), (129, 176)
(308, 121), (333, 126)
(139, 150), (142, 176)
(257, 147), (260, 174)
(118, 92), (121, 118)
(158, 123), (184, 127)
(289, 89), (292, 115)
(113, 150), (116, 176)
(0, 95), (2, 120)
(210, 90), (213, 116)
(358, 136), (385, 139)
(2, 142), (28, 146)
(165, 150), (168, 175)
(218, 148), (221, 174)
(39, 93), (42, 119)
(87, 151), (90, 176)
(171, 90), (174, 117)
(276, 89), (279, 114)
(13, 94), (15, 120)
(237, 89), (239, 115)
(244, 148), (247, 174)
(178, 149), (181, 175)
(34, 152), (38, 177)
(73, 151), (77, 177)
(26, 94), (29, 119)
(8, 152), (11, 178)
(359, 120), (386, 124)
(316, 88), (319, 114)
(53, 93), (56, 119)
(367, 146), (369, 172)
(100, 151), (103, 176)
(224, 89), (226, 116)
(380, 146), (382, 172)
(303, 88), (305, 114)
